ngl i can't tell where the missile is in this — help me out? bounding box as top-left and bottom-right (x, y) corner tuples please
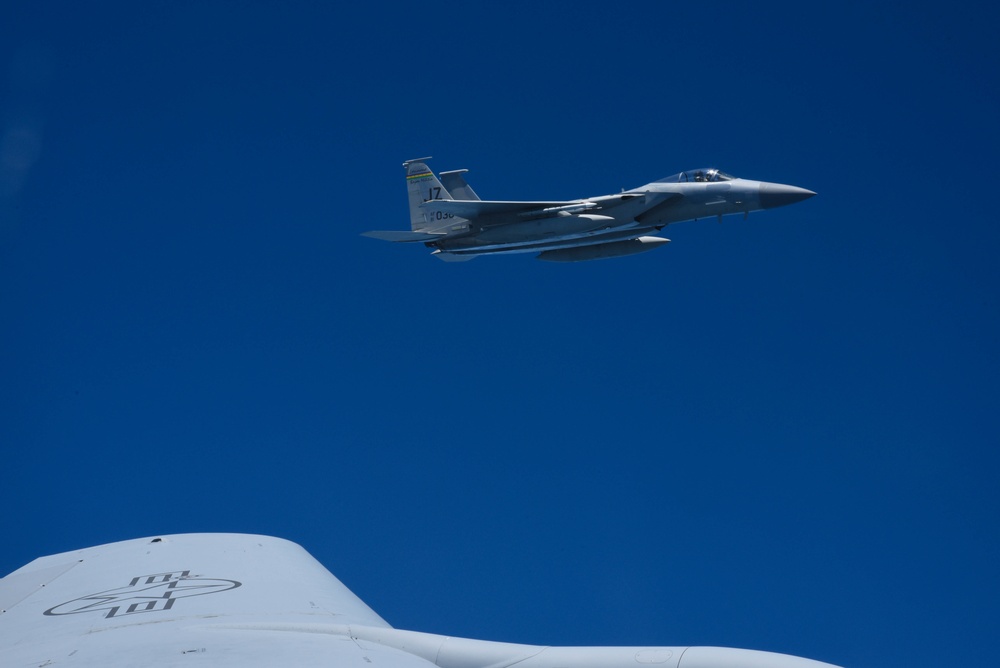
(536, 236), (670, 262)
(520, 202), (598, 218)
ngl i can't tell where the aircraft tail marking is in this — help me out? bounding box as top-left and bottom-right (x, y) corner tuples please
(405, 158), (467, 231)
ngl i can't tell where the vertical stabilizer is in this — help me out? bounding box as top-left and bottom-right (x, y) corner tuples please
(405, 158), (452, 231)
(439, 169), (481, 201)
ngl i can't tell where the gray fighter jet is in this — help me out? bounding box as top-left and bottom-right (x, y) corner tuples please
(363, 158), (815, 262)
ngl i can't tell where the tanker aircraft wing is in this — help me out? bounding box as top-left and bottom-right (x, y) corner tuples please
(1, 533), (842, 668)
(363, 158), (814, 262)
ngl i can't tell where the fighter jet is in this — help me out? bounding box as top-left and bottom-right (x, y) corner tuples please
(363, 159), (815, 262)
(0, 533), (843, 668)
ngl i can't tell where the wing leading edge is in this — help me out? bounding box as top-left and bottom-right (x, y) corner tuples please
(0, 534), (842, 668)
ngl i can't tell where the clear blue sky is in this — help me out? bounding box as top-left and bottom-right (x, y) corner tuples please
(2, 3), (997, 667)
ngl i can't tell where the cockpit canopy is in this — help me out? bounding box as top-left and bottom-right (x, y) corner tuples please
(657, 168), (734, 183)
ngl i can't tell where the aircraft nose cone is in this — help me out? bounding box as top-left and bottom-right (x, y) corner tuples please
(678, 647), (842, 668)
(758, 183), (817, 209)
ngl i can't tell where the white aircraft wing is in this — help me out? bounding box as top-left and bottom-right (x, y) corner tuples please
(0, 533), (843, 668)
(0, 534), (398, 667)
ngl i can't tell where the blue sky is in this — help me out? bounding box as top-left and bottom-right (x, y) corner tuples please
(1, 3), (998, 667)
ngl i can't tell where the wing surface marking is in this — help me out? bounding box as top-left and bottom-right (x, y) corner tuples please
(1, 534), (843, 668)
(1, 533), (393, 667)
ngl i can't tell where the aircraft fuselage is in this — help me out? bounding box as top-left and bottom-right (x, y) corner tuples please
(363, 162), (815, 262)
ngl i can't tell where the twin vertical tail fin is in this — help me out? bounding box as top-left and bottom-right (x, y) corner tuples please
(405, 158), (453, 231)
(439, 169), (481, 201)
(363, 159), (473, 244)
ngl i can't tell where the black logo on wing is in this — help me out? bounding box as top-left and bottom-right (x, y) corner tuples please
(44, 571), (241, 619)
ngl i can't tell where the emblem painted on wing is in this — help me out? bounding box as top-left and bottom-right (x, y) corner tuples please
(44, 571), (241, 619)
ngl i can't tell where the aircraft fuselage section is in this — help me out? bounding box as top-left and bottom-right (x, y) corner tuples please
(436, 180), (774, 256)
(364, 162), (815, 261)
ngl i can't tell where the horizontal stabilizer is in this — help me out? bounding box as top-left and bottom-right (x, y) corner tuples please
(362, 230), (447, 242)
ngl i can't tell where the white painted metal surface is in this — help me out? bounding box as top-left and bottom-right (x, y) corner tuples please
(0, 534), (841, 668)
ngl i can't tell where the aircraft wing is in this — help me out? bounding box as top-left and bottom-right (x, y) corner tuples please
(0, 534), (397, 667)
(421, 192), (657, 221)
(420, 199), (577, 219)
(0, 534), (843, 668)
